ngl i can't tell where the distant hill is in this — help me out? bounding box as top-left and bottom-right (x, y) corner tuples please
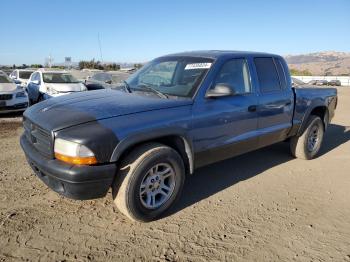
(285, 51), (350, 76)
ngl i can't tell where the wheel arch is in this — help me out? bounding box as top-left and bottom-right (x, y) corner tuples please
(298, 105), (329, 136)
(111, 134), (194, 175)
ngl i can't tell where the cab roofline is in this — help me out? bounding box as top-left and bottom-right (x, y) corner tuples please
(159, 50), (281, 59)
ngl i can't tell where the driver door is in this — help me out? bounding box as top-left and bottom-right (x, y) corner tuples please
(191, 58), (259, 167)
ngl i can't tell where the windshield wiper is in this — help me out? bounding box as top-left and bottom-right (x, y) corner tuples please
(122, 80), (132, 93)
(137, 84), (168, 99)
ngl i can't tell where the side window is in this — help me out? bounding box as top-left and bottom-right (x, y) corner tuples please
(11, 71), (17, 78)
(274, 58), (287, 89)
(214, 58), (251, 94)
(30, 73), (36, 82)
(32, 73), (41, 83)
(254, 57), (281, 92)
(37, 73), (42, 83)
(30, 73), (35, 81)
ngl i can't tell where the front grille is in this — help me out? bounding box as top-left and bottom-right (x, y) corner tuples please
(23, 117), (53, 158)
(0, 94), (13, 100)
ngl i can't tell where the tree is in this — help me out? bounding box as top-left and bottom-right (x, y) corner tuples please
(30, 64), (43, 68)
(290, 68), (312, 76)
(78, 60), (121, 71)
(134, 63), (143, 69)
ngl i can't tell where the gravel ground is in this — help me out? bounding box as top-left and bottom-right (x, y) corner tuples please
(0, 88), (350, 261)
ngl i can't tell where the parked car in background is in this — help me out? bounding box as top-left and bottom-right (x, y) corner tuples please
(21, 51), (337, 222)
(85, 72), (129, 90)
(291, 77), (306, 87)
(329, 80), (341, 86)
(308, 80), (317, 85)
(315, 80), (328, 86)
(0, 70), (28, 113)
(26, 70), (87, 105)
(9, 69), (35, 88)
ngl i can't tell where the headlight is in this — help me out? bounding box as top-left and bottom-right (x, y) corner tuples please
(54, 138), (97, 165)
(16, 91), (27, 98)
(47, 86), (60, 95)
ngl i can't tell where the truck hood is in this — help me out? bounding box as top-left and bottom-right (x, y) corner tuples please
(24, 89), (192, 131)
(45, 83), (86, 92)
(0, 83), (18, 92)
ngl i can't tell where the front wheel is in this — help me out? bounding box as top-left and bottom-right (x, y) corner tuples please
(112, 143), (185, 222)
(290, 116), (324, 160)
(37, 94), (44, 103)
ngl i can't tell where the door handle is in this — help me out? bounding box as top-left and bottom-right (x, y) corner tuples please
(285, 101), (292, 106)
(248, 105), (257, 112)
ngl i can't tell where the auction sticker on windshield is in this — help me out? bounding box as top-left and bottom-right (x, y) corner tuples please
(185, 63), (212, 70)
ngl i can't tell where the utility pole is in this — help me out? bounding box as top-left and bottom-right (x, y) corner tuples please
(98, 33), (103, 64)
(45, 54), (53, 68)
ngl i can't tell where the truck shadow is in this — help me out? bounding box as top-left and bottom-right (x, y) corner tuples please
(166, 124), (350, 218)
(0, 111), (24, 118)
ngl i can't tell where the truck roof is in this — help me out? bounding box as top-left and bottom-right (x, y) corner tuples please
(162, 50), (281, 59)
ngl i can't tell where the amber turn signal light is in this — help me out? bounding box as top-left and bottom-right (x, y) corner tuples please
(55, 152), (98, 165)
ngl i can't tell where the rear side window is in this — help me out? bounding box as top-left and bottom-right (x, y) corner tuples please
(274, 58), (287, 89)
(254, 57), (281, 92)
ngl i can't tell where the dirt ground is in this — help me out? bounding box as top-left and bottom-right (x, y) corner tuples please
(1, 88), (350, 262)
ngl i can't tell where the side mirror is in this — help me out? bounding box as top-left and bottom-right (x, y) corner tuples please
(206, 83), (235, 98)
(14, 79), (22, 84)
(31, 80), (40, 85)
(105, 80), (112, 84)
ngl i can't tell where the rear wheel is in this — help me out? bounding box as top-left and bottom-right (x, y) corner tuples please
(290, 116), (324, 160)
(112, 143), (185, 222)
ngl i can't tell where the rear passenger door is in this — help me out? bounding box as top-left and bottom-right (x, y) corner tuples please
(254, 57), (294, 147)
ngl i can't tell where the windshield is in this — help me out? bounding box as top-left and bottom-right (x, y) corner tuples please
(19, 71), (33, 79)
(125, 56), (214, 97)
(0, 74), (12, 83)
(112, 74), (128, 83)
(43, 73), (79, 83)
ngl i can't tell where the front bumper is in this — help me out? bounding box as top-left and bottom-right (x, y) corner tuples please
(0, 92), (28, 113)
(0, 102), (28, 113)
(20, 134), (116, 200)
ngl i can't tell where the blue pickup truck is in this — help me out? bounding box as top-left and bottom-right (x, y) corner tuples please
(20, 51), (337, 222)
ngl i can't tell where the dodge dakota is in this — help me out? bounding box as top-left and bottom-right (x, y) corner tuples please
(20, 51), (337, 222)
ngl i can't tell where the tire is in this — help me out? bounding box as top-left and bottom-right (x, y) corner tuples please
(112, 143), (185, 222)
(290, 116), (324, 160)
(28, 98), (34, 106)
(37, 94), (44, 103)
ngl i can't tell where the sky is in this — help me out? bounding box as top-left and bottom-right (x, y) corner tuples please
(0, 0), (349, 65)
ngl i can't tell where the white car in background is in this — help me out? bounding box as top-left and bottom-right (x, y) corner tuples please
(26, 69), (87, 105)
(9, 69), (35, 88)
(0, 70), (28, 113)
